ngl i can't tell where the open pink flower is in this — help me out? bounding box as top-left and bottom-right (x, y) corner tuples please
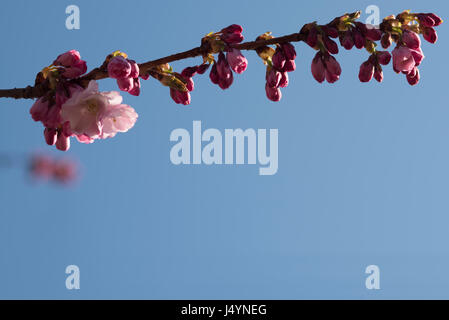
(60, 81), (138, 143)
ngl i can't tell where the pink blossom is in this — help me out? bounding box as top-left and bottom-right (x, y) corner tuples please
(60, 81), (138, 143)
(392, 46), (416, 73)
(56, 132), (70, 152)
(281, 43), (297, 60)
(323, 36), (339, 54)
(226, 49), (248, 74)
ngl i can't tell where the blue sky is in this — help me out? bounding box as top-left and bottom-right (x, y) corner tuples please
(0, 0), (448, 299)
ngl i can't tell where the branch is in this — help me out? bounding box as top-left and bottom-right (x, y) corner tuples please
(0, 33), (305, 100)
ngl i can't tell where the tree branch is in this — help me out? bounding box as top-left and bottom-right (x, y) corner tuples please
(0, 32), (305, 100)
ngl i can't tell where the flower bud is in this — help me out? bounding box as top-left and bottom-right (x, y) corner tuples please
(381, 33), (392, 49)
(226, 48), (248, 74)
(374, 67), (383, 83)
(306, 27), (318, 48)
(353, 29), (365, 49)
(340, 30), (354, 50)
(56, 133), (70, 152)
(423, 27), (438, 43)
(44, 128), (57, 146)
(266, 68), (282, 88)
(358, 60), (375, 82)
(311, 52), (325, 83)
(279, 72), (289, 88)
(221, 24), (243, 34)
(265, 84), (282, 102)
(281, 43), (297, 60)
(406, 67), (420, 85)
(323, 36), (339, 54)
(283, 60), (296, 72)
(402, 30), (421, 50)
(272, 49), (286, 70)
(108, 56), (132, 79)
(376, 51), (391, 65)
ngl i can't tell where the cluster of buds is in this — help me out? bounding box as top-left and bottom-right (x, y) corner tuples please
(107, 51), (143, 96)
(379, 11), (442, 85)
(29, 154), (77, 184)
(30, 50), (138, 151)
(299, 10), (442, 87)
(30, 50), (88, 151)
(203, 25), (248, 90)
(255, 33), (297, 101)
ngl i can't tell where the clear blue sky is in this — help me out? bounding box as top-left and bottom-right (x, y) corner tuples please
(0, 0), (448, 299)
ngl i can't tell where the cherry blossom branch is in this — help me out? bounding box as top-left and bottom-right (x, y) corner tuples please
(0, 33), (305, 100)
(3, 9), (442, 152)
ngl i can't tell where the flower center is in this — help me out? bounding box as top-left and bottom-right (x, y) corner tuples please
(86, 99), (99, 114)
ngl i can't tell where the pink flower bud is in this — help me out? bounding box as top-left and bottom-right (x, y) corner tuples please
(54, 50), (81, 67)
(61, 60), (87, 79)
(340, 30), (354, 50)
(417, 14), (436, 27)
(30, 98), (49, 123)
(402, 30), (421, 50)
(181, 66), (199, 78)
(423, 27), (438, 43)
(170, 88), (191, 105)
(325, 70), (339, 83)
(226, 48), (248, 74)
(392, 46), (416, 73)
(406, 67), (420, 85)
(279, 72), (289, 88)
(128, 60), (140, 78)
(311, 52), (325, 83)
(108, 56), (132, 79)
(265, 84), (282, 102)
(209, 64), (219, 84)
(197, 63), (210, 75)
(322, 26), (339, 38)
(221, 33), (244, 44)
(43, 105), (62, 129)
(353, 29), (365, 49)
(358, 60), (375, 82)
(283, 60), (296, 72)
(410, 48), (425, 66)
(323, 55), (341, 78)
(376, 51), (391, 65)
(374, 67), (383, 83)
(272, 49), (286, 70)
(56, 133), (70, 152)
(117, 77), (134, 92)
(128, 78), (141, 96)
(381, 33), (392, 49)
(266, 68), (282, 88)
(281, 43), (297, 60)
(428, 13), (443, 26)
(364, 25), (382, 41)
(323, 36), (339, 54)
(44, 128), (57, 146)
(221, 24), (243, 34)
